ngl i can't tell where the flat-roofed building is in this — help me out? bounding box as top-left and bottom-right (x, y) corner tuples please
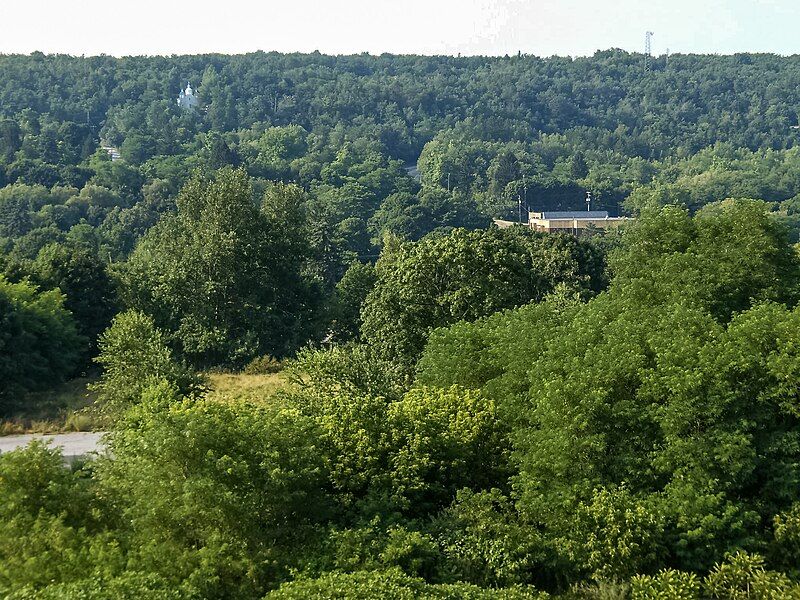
(528, 210), (629, 236)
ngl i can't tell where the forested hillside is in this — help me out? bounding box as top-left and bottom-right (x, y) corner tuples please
(4, 50), (800, 598)
(3, 51), (800, 372)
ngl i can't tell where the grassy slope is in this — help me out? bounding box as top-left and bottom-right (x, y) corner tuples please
(0, 371), (291, 436)
(204, 371), (291, 403)
(1, 378), (99, 435)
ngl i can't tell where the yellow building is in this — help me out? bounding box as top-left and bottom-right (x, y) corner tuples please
(528, 210), (629, 236)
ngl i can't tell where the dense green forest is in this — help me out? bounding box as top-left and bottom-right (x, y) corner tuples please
(4, 50), (800, 598)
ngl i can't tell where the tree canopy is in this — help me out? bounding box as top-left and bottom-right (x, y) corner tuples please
(361, 227), (606, 369)
(6, 49), (800, 599)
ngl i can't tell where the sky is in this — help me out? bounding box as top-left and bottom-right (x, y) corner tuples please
(0, 0), (798, 58)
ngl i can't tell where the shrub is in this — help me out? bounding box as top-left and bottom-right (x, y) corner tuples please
(566, 486), (664, 582)
(432, 488), (545, 588)
(98, 397), (332, 597)
(326, 521), (439, 579)
(773, 503), (800, 576)
(703, 551), (800, 599)
(64, 411), (95, 432)
(288, 344), (406, 404)
(387, 386), (513, 515)
(264, 568), (548, 599)
(92, 310), (202, 415)
(243, 354), (284, 375)
(630, 570), (701, 599)
(6, 573), (183, 600)
(0, 442), (107, 594)
(0, 277), (82, 414)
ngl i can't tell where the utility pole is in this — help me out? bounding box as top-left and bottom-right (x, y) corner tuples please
(586, 191), (592, 212)
(644, 31), (654, 73)
(518, 194), (523, 224)
(522, 174), (528, 212)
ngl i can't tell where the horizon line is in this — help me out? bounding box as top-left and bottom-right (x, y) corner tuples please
(2, 48), (800, 60)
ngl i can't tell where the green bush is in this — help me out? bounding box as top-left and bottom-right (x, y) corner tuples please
(326, 521), (439, 579)
(387, 386), (512, 515)
(264, 568), (548, 599)
(299, 384), (512, 519)
(432, 488), (545, 588)
(773, 503), (800, 577)
(98, 396), (332, 598)
(92, 310), (202, 415)
(6, 573), (183, 600)
(703, 551), (800, 599)
(289, 344), (406, 403)
(630, 570), (701, 599)
(566, 486), (664, 582)
(243, 354), (284, 375)
(0, 442), (112, 595)
(0, 276), (82, 413)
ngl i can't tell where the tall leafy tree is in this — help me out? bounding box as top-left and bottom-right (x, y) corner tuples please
(0, 277), (82, 413)
(418, 200), (800, 577)
(361, 227), (606, 369)
(120, 168), (319, 367)
(31, 242), (117, 358)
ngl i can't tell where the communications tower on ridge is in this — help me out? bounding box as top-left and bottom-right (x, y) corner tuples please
(644, 31), (654, 73)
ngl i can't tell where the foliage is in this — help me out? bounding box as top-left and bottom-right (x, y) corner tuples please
(6, 573), (183, 600)
(289, 379), (512, 522)
(0, 276), (82, 413)
(630, 570), (702, 600)
(703, 552), (800, 599)
(0, 442), (111, 596)
(608, 200), (800, 321)
(417, 201), (800, 580)
(264, 568), (548, 599)
(97, 395), (332, 598)
(7, 50), (800, 598)
(565, 486), (664, 582)
(432, 489), (546, 588)
(416, 300), (571, 401)
(630, 557), (800, 599)
(243, 354), (284, 375)
(119, 168), (321, 368)
(92, 310), (201, 415)
(386, 386), (512, 516)
(289, 344), (406, 403)
(30, 241), (117, 358)
(329, 261), (377, 342)
(325, 521), (439, 578)
(361, 227), (605, 369)
(772, 503), (800, 576)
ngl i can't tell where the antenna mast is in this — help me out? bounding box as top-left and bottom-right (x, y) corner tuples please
(644, 31), (654, 73)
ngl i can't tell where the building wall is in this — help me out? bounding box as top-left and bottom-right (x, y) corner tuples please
(530, 218), (628, 235)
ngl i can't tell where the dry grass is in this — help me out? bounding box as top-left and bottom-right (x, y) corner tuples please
(203, 371), (292, 404)
(1, 377), (100, 436)
(0, 371), (292, 436)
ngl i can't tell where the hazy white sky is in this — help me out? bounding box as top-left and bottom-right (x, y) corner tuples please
(0, 0), (798, 57)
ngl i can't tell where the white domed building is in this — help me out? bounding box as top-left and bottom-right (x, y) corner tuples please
(177, 82), (199, 110)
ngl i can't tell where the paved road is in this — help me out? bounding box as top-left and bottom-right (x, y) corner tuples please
(0, 431), (106, 459)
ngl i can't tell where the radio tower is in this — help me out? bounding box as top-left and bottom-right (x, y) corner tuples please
(644, 31), (654, 73)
